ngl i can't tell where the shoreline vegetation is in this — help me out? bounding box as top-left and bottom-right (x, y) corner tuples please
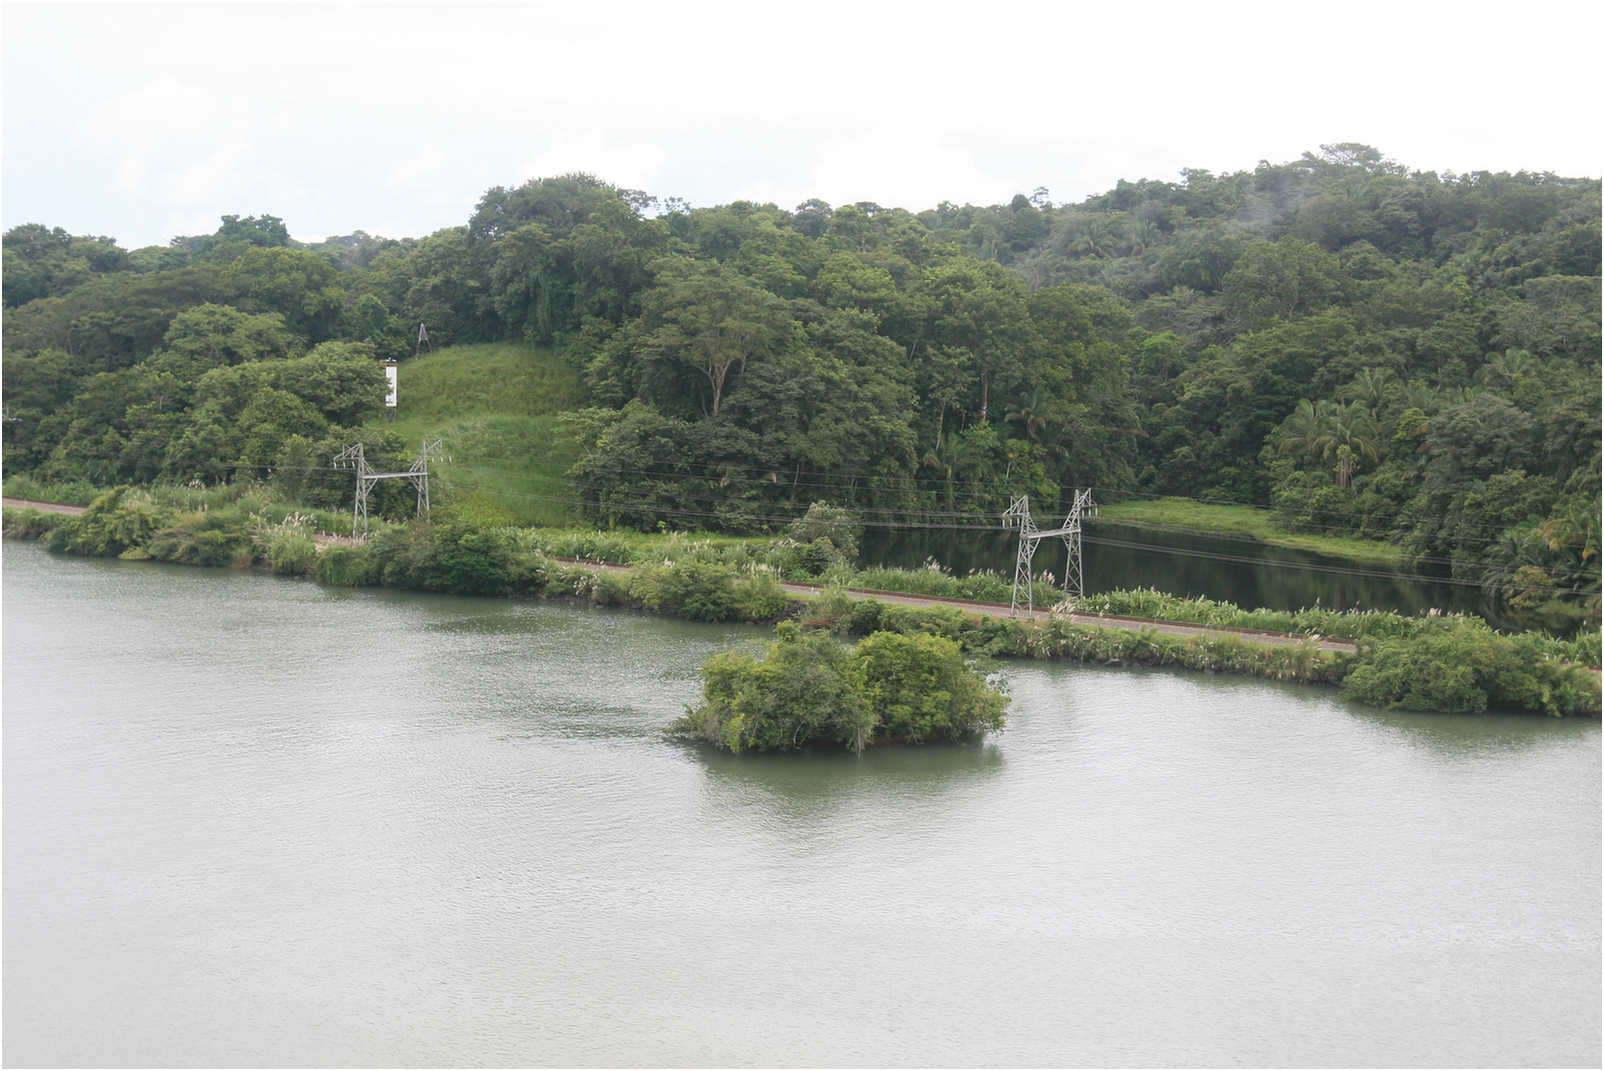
(6, 485), (1598, 721)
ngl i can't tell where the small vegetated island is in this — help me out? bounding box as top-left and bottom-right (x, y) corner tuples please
(673, 623), (1007, 753)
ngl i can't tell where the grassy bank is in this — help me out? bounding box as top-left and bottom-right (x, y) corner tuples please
(1095, 497), (1405, 566)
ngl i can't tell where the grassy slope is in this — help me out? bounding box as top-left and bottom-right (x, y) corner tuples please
(376, 346), (1406, 569)
(1095, 497), (1405, 567)
(376, 343), (584, 527)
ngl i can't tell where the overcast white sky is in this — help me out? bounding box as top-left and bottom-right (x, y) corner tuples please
(4, 0), (1601, 249)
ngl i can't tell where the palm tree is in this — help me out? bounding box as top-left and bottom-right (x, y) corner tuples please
(1124, 220), (1161, 257)
(923, 433), (982, 522)
(1538, 506), (1600, 573)
(1324, 402), (1380, 487)
(1275, 399), (1337, 462)
(1477, 348), (1534, 391)
(1338, 367), (1393, 415)
(1062, 216), (1118, 259)
(1005, 391), (1049, 445)
(1480, 528), (1552, 606)
(1276, 399), (1378, 487)
(1398, 379), (1437, 413)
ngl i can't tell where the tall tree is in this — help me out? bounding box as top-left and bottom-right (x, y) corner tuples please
(646, 259), (785, 418)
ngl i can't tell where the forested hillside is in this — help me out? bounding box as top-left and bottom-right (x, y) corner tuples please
(4, 144), (1598, 623)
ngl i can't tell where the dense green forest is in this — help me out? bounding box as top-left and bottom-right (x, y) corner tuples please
(4, 144), (1599, 624)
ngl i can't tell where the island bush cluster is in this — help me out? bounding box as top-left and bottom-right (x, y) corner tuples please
(672, 622), (1007, 753)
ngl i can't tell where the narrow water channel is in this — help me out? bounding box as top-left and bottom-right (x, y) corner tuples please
(3, 544), (1597, 1066)
(861, 520), (1503, 623)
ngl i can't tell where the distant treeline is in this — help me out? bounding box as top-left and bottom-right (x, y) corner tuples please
(3, 143), (1599, 624)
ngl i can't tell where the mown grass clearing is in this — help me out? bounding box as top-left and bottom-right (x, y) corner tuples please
(391, 342), (583, 420)
(374, 343), (585, 527)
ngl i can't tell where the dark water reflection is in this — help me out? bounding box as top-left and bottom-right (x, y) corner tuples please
(862, 520), (1508, 624)
(1342, 705), (1601, 760)
(685, 737), (1008, 820)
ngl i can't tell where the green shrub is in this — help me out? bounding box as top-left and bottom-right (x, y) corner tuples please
(314, 544), (385, 586)
(965, 614), (1030, 659)
(800, 586), (856, 631)
(735, 571), (793, 622)
(626, 565), (666, 609)
(548, 564), (609, 599)
(589, 571), (630, 606)
(145, 517), (250, 567)
(413, 522), (520, 595)
(876, 603), (965, 642)
(657, 560), (737, 622)
(849, 631), (1008, 744)
(786, 501), (860, 561)
(847, 597), (885, 635)
(193, 528), (248, 567)
(2, 507), (66, 540)
(268, 532), (318, 576)
(47, 487), (170, 557)
(783, 537), (847, 577)
(367, 523), (420, 586)
(505, 545), (549, 594)
(1556, 629), (1602, 666)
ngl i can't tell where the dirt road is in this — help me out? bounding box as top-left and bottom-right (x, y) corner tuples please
(3, 497), (87, 515)
(551, 557), (1357, 654)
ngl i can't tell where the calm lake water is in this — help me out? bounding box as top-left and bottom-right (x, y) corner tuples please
(3, 543), (1599, 1067)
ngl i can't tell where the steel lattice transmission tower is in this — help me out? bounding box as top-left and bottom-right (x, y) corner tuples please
(1003, 488), (1095, 617)
(333, 438), (447, 536)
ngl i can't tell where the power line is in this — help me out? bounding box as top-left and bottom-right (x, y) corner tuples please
(427, 477), (1601, 598)
(445, 456), (1587, 572)
(449, 449), (1556, 539)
